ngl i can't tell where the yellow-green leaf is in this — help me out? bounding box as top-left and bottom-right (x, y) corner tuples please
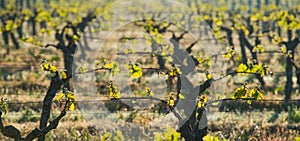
(108, 82), (121, 99)
(49, 65), (57, 73)
(206, 72), (212, 80)
(102, 132), (112, 141)
(41, 63), (50, 71)
(5, 103), (8, 114)
(232, 86), (248, 99)
(73, 35), (79, 41)
(60, 71), (67, 79)
(67, 93), (75, 101)
(69, 103), (75, 111)
(0, 98), (9, 114)
(168, 99), (175, 107)
(178, 93), (185, 99)
(203, 135), (222, 141)
(128, 64), (143, 79)
(57, 93), (65, 101)
(237, 64), (248, 72)
(198, 96), (208, 108)
(169, 67), (182, 77)
(224, 53), (231, 59)
(146, 87), (154, 96)
(249, 88), (263, 100)
(281, 46), (287, 53)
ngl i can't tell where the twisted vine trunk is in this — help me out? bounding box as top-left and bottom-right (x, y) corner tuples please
(170, 35), (210, 140)
(39, 12), (96, 140)
(284, 49), (294, 102)
(0, 73), (68, 140)
(238, 32), (248, 65)
(283, 39), (299, 102)
(39, 74), (64, 141)
(39, 36), (77, 141)
(296, 68), (300, 92)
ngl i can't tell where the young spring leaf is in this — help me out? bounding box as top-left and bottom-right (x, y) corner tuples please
(114, 130), (125, 141)
(178, 93), (185, 99)
(73, 35), (80, 41)
(280, 46), (287, 53)
(237, 64), (248, 73)
(108, 82), (121, 99)
(77, 65), (87, 73)
(145, 87), (154, 96)
(57, 93), (65, 101)
(41, 63), (50, 71)
(224, 46), (235, 59)
(256, 44), (264, 53)
(66, 92), (75, 101)
(232, 85), (248, 99)
(167, 93), (175, 107)
(127, 63), (143, 79)
(249, 88), (263, 100)
(69, 103), (75, 111)
(49, 65), (57, 73)
(198, 96), (208, 108)
(203, 135), (225, 141)
(103, 62), (120, 76)
(154, 132), (162, 141)
(102, 132), (112, 141)
(168, 67), (182, 77)
(41, 60), (57, 73)
(163, 126), (181, 141)
(60, 71), (67, 79)
(0, 98), (9, 114)
(206, 71), (212, 80)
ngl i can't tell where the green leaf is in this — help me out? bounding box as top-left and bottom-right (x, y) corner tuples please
(146, 87), (154, 96)
(198, 96), (208, 108)
(154, 133), (162, 141)
(67, 93), (75, 101)
(249, 88), (263, 100)
(256, 44), (264, 53)
(281, 46), (287, 53)
(77, 65), (87, 73)
(206, 73), (212, 80)
(232, 86), (248, 99)
(178, 93), (185, 99)
(69, 103), (75, 111)
(224, 53), (232, 59)
(5, 20), (14, 31)
(59, 71), (67, 79)
(237, 64), (248, 73)
(111, 62), (120, 76)
(102, 132), (112, 141)
(0, 98), (9, 114)
(114, 130), (125, 141)
(128, 64), (143, 79)
(108, 82), (121, 99)
(203, 135), (221, 141)
(73, 35), (79, 41)
(57, 93), (65, 101)
(169, 67), (182, 77)
(103, 62), (120, 76)
(163, 126), (181, 141)
(36, 11), (51, 22)
(50, 55), (60, 61)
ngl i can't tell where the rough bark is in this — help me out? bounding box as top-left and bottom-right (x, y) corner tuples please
(282, 38), (299, 101)
(0, 74), (67, 141)
(238, 32), (248, 65)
